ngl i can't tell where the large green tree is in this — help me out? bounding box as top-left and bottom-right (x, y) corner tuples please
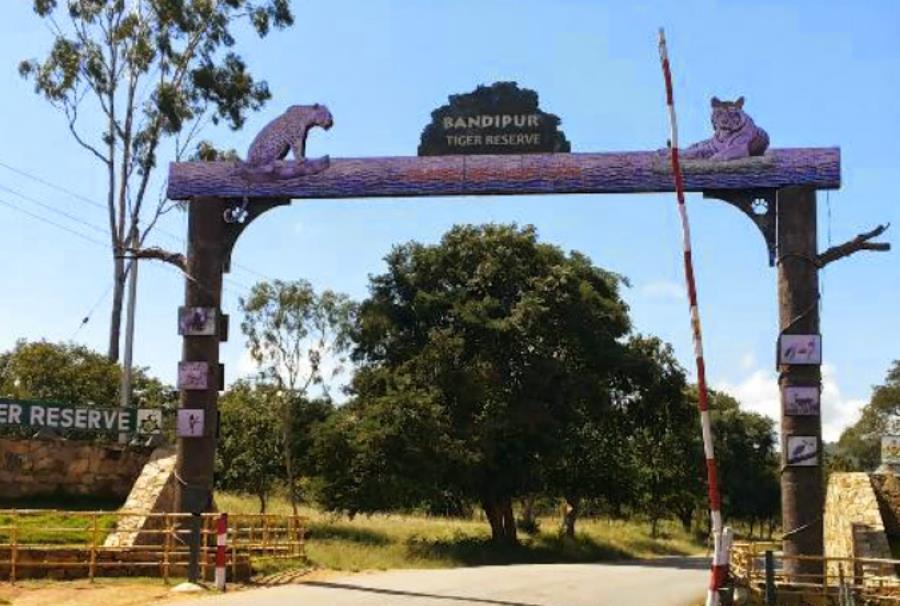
(0, 339), (171, 407)
(0, 339), (174, 438)
(332, 224), (631, 543)
(20, 0), (294, 361)
(704, 391), (779, 537)
(216, 380), (332, 512)
(618, 336), (701, 537)
(836, 361), (900, 471)
(240, 279), (355, 514)
(216, 380), (283, 512)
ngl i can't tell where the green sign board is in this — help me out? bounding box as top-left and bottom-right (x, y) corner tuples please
(0, 398), (162, 435)
(418, 81), (571, 156)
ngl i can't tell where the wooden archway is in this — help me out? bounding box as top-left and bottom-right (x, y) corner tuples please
(167, 131), (887, 580)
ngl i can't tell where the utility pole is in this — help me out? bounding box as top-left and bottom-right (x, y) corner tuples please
(119, 225), (140, 443)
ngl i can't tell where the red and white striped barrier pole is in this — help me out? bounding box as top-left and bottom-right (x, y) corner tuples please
(657, 28), (729, 606)
(215, 513), (228, 591)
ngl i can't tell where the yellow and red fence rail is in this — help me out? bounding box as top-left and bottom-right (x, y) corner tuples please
(731, 541), (900, 604)
(0, 510), (306, 583)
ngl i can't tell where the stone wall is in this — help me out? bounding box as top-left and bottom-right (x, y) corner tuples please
(871, 473), (900, 539)
(0, 437), (154, 502)
(104, 447), (177, 547)
(824, 472), (894, 581)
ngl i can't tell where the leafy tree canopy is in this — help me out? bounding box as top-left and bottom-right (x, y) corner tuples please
(0, 339), (171, 408)
(325, 224), (630, 542)
(836, 360), (900, 471)
(20, 0), (295, 361)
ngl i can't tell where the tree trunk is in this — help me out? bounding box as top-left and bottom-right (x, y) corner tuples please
(562, 496), (579, 538)
(107, 257), (126, 361)
(482, 499), (504, 541)
(282, 414), (299, 516)
(748, 519), (755, 539)
(258, 492), (267, 514)
(521, 496), (534, 524)
(500, 498), (517, 544)
(482, 497), (518, 544)
(678, 507), (693, 534)
(651, 516), (659, 539)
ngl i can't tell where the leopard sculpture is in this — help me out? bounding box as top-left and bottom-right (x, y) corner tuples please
(236, 104), (333, 180)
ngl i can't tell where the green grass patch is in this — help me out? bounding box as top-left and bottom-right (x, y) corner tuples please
(217, 492), (704, 572)
(0, 510), (118, 545)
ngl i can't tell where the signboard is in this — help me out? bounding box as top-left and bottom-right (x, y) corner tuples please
(136, 409), (164, 435)
(177, 409), (205, 438)
(418, 81), (571, 156)
(778, 334), (822, 366)
(783, 386), (820, 416)
(178, 307), (217, 336)
(0, 399), (161, 434)
(178, 361), (210, 390)
(786, 436), (819, 466)
(882, 436), (900, 465)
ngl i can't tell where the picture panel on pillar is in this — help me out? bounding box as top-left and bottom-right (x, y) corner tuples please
(778, 334), (822, 366)
(783, 386), (821, 416)
(179, 307), (218, 336)
(786, 436), (819, 466)
(178, 361), (210, 390)
(177, 409), (205, 438)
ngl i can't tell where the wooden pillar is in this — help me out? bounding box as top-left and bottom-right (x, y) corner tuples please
(176, 197), (226, 581)
(777, 186), (824, 578)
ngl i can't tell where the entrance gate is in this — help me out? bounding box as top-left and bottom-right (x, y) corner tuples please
(166, 111), (886, 581)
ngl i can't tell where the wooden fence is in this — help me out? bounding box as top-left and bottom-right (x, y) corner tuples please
(0, 510), (306, 583)
(731, 541), (900, 604)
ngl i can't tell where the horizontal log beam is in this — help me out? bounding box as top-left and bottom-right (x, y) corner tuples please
(167, 148), (840, 201)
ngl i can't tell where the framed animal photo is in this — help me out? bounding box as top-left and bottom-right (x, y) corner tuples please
(786, 436), (818, 466)
(177, 361), (210, 391)
(177, 409), (205, 438)
(178, 307), (217, 336)
(778, 334), (822, 366)
(882, 436), (900, 466)
(783, 386), (820, 416)
(136, 409), (163, 435)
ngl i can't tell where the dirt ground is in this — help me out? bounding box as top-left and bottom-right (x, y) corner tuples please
(0, 570), (344, 606)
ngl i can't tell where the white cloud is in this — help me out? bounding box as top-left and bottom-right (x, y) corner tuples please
(714, 364), (868, 443)
(740, 351), (757, 371)
(715, 368), (780, 422)
(639, 279), (685, 301)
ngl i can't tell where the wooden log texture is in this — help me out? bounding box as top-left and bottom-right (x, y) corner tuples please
(167, 148), (840, 200)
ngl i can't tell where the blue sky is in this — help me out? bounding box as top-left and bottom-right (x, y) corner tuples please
(0, 1), (897, 441)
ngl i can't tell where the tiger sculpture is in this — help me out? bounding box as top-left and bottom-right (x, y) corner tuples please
(678, 96), (769, 161)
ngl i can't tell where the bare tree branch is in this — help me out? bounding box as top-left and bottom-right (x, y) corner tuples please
(816, 223), (891, 267)
(64, 103), (111, 165)
(127, 246), (186, 271)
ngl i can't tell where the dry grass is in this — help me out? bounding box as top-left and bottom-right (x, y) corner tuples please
(216, 492), (705, 572)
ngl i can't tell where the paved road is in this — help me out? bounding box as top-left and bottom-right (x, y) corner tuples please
(176, 559), (708, 606)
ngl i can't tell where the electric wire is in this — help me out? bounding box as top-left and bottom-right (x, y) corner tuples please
(0, 196), (109, 249)
(70, 282), (115, 340)
(0, 159), (272, 283)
